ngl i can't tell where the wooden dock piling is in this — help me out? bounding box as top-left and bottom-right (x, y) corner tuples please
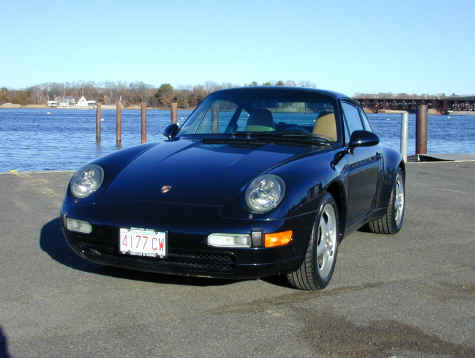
(116, 102), (122, 147)
(170, 102), (178, 124)
(416, 104), (428, 155)
(96, 103), (102, 144)
(141, 103), (147, 144)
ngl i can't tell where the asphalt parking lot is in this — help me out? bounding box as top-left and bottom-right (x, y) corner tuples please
(1, 162), (474, 358)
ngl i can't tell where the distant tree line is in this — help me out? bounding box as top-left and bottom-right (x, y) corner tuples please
(0, 80), (317, 108)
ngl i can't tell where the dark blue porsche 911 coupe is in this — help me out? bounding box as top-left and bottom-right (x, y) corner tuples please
(61, 87), (405, 290)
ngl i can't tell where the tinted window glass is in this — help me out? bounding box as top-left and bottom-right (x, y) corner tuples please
(184, 100), (240, 134)
(179, 90), (337, 141)
(341, 102), (364, 135)
(343, 117), (351, 144)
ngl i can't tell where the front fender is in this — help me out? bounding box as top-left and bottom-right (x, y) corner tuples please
(64, 143), (158, 203)
(222, 149), (342, 221)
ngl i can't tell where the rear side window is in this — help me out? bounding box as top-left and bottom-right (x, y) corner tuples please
(341, 102), (364, 136)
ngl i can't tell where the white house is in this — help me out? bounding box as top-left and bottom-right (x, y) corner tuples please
(76, 96), (88, 108)
(76, 96), (97, 109)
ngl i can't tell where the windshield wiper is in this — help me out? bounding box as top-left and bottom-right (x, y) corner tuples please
(251, 131), (333, 146)
(201, 132), (266, 145)
(267, 129), (311, 136)
(202, 131), (333, 147)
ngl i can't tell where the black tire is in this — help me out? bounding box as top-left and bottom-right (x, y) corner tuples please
(368, 167), (405, 234)
(287, 193), (339, 290)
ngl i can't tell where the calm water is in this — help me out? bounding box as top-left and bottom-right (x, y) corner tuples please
(1, 109), (474, 172)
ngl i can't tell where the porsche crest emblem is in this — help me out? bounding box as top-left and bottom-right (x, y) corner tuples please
(161, 185), (172, 194)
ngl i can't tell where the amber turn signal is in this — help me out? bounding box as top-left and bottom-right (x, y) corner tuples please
(264, 230), (293, 248)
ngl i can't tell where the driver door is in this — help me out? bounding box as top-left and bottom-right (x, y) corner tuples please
(341, 101), (381, 224)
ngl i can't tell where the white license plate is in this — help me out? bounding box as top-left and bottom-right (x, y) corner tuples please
(119, 227), (167, 258)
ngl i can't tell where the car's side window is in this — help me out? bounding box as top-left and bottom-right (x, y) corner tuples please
(341, 102), (364, 137)
(358, 107), (373, 132)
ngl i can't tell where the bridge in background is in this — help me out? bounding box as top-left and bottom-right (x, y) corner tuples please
(353, 94), (475, 114)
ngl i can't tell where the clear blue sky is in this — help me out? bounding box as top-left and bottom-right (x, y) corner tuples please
(1, 0), (474, 95)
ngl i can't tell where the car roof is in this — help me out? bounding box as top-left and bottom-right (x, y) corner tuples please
(210, 86), (353, 102)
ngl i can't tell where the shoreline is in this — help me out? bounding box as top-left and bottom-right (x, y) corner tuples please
(3, 105), (474, 116)
(0, 104), (195, 111)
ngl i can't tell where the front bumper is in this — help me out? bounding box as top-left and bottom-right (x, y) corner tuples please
(61, 215), (314, 280)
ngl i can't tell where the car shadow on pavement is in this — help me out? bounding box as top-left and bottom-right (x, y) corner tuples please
(0, 326), (12, 358)
(40, 217), (239, 287)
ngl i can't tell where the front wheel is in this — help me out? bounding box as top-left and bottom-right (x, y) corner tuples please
(368, 167), (405, 234)
(287, 193), (339, 290)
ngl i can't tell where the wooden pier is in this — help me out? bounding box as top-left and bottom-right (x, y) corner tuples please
(96, 101), (179, 146)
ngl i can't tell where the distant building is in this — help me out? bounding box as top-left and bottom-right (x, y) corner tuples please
(48, 96), (96, 109)
(55, 96), (76, 108)
(76, 96), (96, 109)
(76, 96), (88, 108)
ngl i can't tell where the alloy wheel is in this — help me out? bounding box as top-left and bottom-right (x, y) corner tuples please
(316, 203), (337, 280)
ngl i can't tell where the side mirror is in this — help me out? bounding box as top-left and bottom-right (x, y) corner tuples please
(163, 123), (179, 140)
(349, 130), (379, 149)
(332, 130), (380, 169)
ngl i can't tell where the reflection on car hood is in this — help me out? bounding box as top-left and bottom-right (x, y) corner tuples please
(102, 139), (317, 205)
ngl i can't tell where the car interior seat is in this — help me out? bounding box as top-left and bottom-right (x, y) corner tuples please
(313, 112), (337, 141)
(246, 109), (275, 132)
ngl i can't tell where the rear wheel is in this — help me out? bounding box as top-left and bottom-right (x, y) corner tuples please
(368, 168), (405, 234)
(287, 193), (339, 290)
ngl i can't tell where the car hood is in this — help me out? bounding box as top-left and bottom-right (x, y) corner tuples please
(101, 139), (316, 206)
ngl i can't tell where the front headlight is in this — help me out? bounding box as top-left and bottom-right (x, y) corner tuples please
(70, 164), (104, 198)
(245, 174), (285, 213)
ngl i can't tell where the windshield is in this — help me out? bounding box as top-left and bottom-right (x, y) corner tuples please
(178, 89), (339, 143)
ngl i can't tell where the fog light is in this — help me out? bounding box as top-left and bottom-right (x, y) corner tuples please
(264, 230), (293, 248)
(207, 233), (251, 248)
(66, 217), (93, 234)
